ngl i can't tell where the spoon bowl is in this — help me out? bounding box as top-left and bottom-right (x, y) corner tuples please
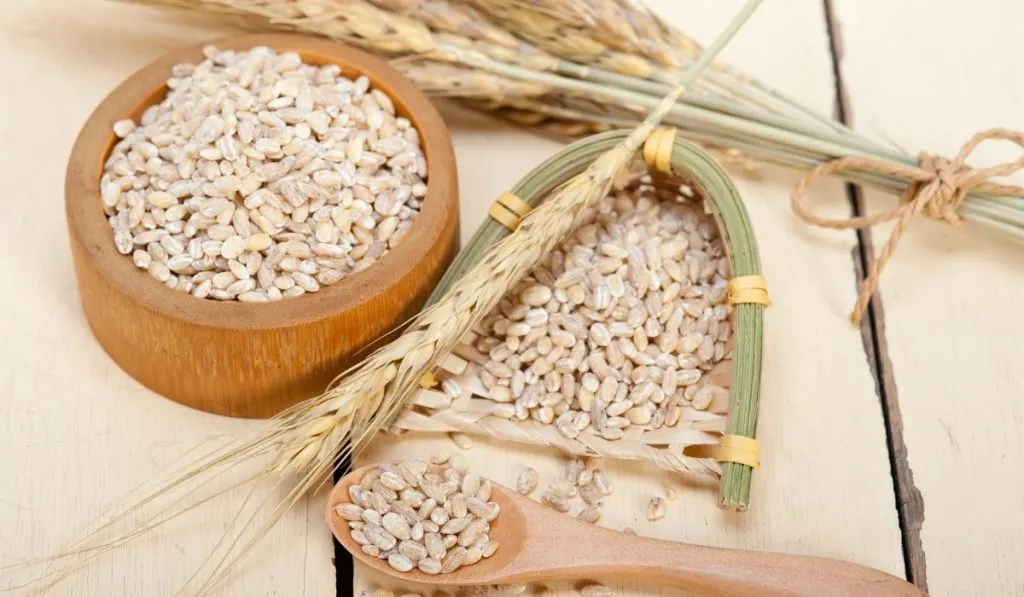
(328, 463), (925, 596)
(328, 463), (527, 585)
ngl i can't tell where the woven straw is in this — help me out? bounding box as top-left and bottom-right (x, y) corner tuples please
(393, 130), (766, 511)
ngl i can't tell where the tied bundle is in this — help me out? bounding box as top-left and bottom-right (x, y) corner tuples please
(792, 129), (1024, 325)
(7, 3), (763, 595)
(124, 0), (1024, 324)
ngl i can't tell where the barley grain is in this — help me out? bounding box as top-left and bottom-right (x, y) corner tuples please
(418, 557), (442, 574)
(430, 447), (450, 465)
(475, 185), (731, 439)
(577, 506), (601, 524)
(335, 503), (363, 521)
(361, 544), (380, 558)
(441, 546), (467, 573)
(450, 433), (473, 450)
(387, 553), (414, 572)
(102, 45), (426, 302)
(541, 490), (570, 513)
(578, 482), (603, 506)
(647, 497), (666, 521)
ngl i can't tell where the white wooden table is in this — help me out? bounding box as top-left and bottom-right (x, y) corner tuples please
(1, 1), (1021, 596)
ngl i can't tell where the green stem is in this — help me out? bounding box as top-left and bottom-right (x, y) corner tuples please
(554, 60), (855, 149)
(705, 64), (852, 137)
(440, 43), (911, 166)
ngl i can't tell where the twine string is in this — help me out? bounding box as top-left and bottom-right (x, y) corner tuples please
(791, 128), (1024, 325)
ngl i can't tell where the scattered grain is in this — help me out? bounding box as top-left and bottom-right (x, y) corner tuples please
(516, 468), (538, 495)
(647, 497), (666, 521)
(450, 432), (473, 450)
(430, 447), (450, 465)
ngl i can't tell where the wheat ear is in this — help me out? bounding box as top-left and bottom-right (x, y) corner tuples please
(365, 0), (521, 48)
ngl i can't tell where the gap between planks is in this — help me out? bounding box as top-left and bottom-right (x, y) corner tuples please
(821, 0), (929, 589)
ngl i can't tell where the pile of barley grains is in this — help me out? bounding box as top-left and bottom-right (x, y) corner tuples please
(336, 460), (500, 574)
(101, 45), (427, 302)
(475, 181), (731, 435)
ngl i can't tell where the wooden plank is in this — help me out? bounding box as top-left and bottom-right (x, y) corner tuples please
(828, 1), (1024, 595)
(0, 2), (334, 595)
(354, 1), (905, 596)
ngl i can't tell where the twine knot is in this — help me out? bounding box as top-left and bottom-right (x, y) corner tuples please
(791, 128), (1024, 326)
(912, 152), (970, 225)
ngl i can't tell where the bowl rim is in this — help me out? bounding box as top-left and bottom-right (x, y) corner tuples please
(65, 33), (457, 331)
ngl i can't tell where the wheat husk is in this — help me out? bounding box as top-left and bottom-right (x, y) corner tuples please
(367, 0), (520, 47)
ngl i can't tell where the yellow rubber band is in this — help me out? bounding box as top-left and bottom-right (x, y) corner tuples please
(727, 274), (771, 307)
(682, 435), (761, 468)
(717, 434), (760, 468)
(489, 192), (532, 230)
(656, 127), (676, 173)
(489, 202), (521, 230)
(642, 128), (662, 167)
(642, 127), (677, 174)
(419, 372), (439, 389)
(497, 191), (532, 217)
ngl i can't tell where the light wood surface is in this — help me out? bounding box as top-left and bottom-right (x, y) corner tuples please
(831, 0), (1024, 594)
(0, 4), (336, 595)
(65, 33), (459, 418)
(3, 0), (1020, 595)
(331, 464), (923, 597)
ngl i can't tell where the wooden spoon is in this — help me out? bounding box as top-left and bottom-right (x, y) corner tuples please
(327, 464), (924, 597)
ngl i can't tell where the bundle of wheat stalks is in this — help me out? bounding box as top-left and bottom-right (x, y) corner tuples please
(117, 0), (1024, 335)
(127, 0), (1024, 253)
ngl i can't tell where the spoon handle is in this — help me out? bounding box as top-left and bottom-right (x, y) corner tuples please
(535, 527), (925, 597)
(509, 504), (923, 597)
(585, 536), (929, 597)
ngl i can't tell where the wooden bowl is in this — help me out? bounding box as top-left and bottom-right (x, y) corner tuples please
(65, 34), (459, 419)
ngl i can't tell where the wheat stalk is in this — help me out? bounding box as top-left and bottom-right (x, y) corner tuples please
(127, 0), (900, 172)
(122, 0), (850, 158)
(399, 60), (548, 98)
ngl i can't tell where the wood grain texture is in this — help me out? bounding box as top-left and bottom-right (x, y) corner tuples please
(0, 2), (336, 596)
(355, 3), (906, 597)
(331, 464), (923, 597)
(66, 34), (460, 419)
(831, 1), (1024, 594)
